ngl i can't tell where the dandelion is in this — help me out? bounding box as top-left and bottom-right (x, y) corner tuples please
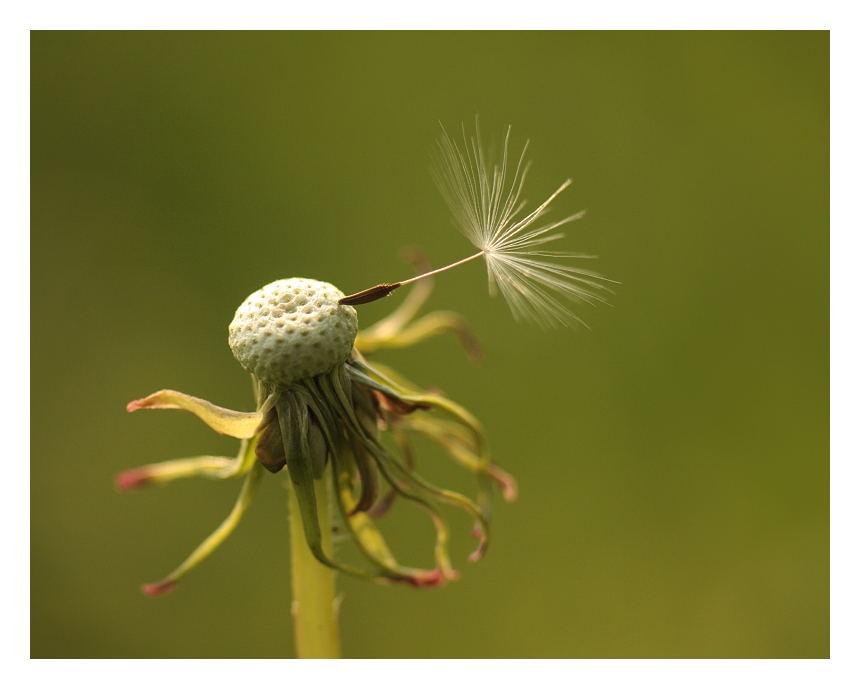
(118, 121), (607, 658)
(341, 121), (615, 327)
(118, 264), (515, 657)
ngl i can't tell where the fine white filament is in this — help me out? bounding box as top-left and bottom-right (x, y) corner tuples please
(432, 123), (613, 328)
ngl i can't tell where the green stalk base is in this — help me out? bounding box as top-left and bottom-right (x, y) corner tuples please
(287, 471), (342, 659)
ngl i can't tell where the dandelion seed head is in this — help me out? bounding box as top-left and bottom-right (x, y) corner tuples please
(229, 278), (358, 384)
(432, 121), (614, 328)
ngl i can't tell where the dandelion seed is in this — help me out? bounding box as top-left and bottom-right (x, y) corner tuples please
(341, 120), (615, 328)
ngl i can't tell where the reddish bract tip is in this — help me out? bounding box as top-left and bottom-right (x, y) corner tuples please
(489, 466), (518, 502)
(442, 567), (461, 582)
(467, 536), (489, 564)
(115, 469), (152, 491)
(404, 569), (446, 588)
(127, 396), (172, 412)
(142, 579), (177, 597)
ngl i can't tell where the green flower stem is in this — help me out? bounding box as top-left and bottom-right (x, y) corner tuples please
(287, 468), (342, 659)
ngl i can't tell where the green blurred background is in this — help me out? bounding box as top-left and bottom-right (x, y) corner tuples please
(31, 31), (828, 658)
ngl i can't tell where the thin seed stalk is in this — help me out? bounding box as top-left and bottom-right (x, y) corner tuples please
(339, 252), (484, 306)
(287, 468), (341, 659)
